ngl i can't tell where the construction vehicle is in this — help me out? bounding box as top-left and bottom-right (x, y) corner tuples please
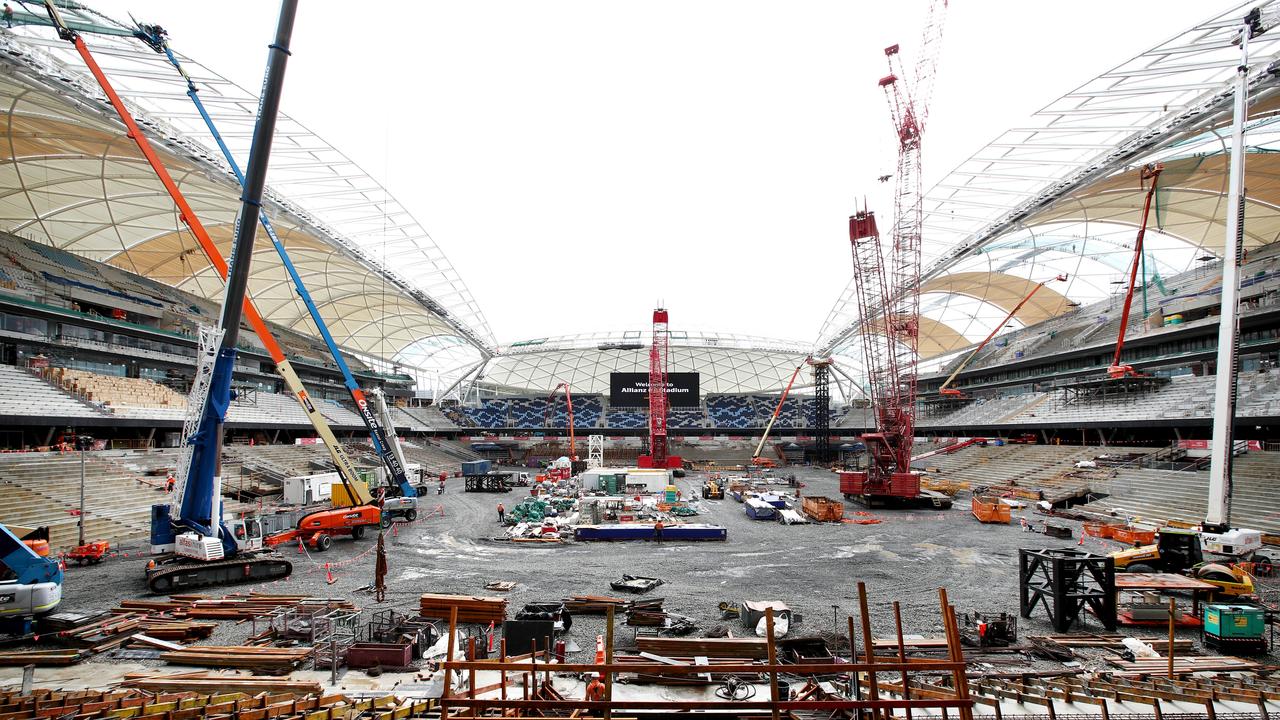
(38, 1), (314, 592)
(701, 477), (725, 500)
(66, 540), (111, 565)
(751, 363), (805, 467)
(840, 2), (949, 509)
(937, 276), (1068, 398)
(364, 389), (426, 521)
(1110, 528), (1256, 598)
(0, 522), (63, 633)
(134, 24), (422, 523)
(1106, 163), (1164, 379)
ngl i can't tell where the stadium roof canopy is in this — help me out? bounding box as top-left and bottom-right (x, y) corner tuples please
(0, 4), (494, 380)
(817, 1), (1280, 367)
(5, 3), (1280, 399)
(479, 331), (821, 396)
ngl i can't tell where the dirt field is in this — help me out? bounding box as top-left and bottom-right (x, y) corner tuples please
(55, 465), (1231, 668)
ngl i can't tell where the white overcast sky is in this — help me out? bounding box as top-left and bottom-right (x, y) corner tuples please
(89, 0), (1229, 347)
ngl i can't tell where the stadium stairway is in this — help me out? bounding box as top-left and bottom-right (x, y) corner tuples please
(0, 452), (161, 549)
(1083, 451), (1280, 535)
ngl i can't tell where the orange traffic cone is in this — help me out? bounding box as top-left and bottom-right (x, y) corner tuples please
(393, 523), (399, 537)
(1078, 534), (1084, 546)
(297, 537), (305, 554)
(325, 562), (335, 584)
(594, 634), (605, 679)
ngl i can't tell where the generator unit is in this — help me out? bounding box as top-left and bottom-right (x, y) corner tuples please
(1203, 604), (1267, 654)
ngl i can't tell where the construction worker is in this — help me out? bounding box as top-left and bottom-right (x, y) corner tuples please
(653, 519), (664, 543)
(585, 677), (606, 702)
(165, 474), (176, 493)
(438, 477), (446, 494)
(3, 4), (12, 29)
(497, 503), (506, 523)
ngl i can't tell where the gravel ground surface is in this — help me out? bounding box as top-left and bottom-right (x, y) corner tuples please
(49, 464), (1280, 678)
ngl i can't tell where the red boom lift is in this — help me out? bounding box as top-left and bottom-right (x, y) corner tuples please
(1107, 163), (1165, 379)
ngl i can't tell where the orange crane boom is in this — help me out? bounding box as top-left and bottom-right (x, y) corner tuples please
(938, 275), (1068, 397)
(751, 363), (805, 464)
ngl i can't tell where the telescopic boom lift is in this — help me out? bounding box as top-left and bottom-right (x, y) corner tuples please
(39, 2), (370, 516)
(1107, 163), (1164, 379)
(39, 0), (372, 591)
(133, 24), (418, 503)
(751, 362), (806, 467)
(937, 275), (1068, 398)
(546, 382), (576, 459)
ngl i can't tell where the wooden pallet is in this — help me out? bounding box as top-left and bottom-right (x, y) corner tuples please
(419, 592), (507, 624)
(635, 636), (769, 659)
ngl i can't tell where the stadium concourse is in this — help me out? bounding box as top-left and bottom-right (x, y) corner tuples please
(3, 1), (1280, 717)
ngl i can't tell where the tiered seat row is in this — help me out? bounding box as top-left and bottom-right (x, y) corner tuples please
(42, 367), (185, 410)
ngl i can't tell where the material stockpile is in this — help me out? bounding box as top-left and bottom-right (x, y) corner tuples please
(117, 592), (356, 619)
(419, 593), (508, 624)
(159, 645), (314, 671)
(561, 595), (634, 613)
(0, 688), (432, 720)
(801, 496), (844, 522)
(635, 635), (770, 659)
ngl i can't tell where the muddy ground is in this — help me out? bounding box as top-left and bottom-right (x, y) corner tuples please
(51, 465), (1269, 674)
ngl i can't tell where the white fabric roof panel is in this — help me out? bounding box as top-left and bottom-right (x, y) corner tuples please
(0, 30), (490, 374)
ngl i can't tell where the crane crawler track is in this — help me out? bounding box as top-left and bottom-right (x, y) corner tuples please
(146, 554), (293, 594)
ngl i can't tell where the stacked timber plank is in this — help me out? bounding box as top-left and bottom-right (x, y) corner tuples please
(624, 599), (669, 626)
(1109, 655), (1259, 675)
(0, 688), (434, 720)
(635, 636), (769, 659)
(1028, 633), (1193, 654)
(118, 592), (355, 619)
(120, 671), (323, 695)
(562, 594), (631, 614)
(159, 645), (313, 670)
(419, 593), (507, 623)
(614, 654), (764, 685)
(0, 648), (86, 666)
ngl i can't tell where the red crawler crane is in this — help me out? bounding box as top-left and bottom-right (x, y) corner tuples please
(841, 0), (949, 507)
(638, 307), (683, 470)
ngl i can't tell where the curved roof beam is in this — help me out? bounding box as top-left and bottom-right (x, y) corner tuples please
(917, 271), (1073, 326)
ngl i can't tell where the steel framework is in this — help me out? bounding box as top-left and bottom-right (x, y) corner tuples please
(819, 1), (1280, 363)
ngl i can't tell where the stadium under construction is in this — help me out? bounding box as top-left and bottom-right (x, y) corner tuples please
(1, 1), (1280, 718)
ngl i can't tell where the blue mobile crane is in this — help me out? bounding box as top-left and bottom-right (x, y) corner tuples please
(134, 24), (424, 506)
(41, 0), (304, 591)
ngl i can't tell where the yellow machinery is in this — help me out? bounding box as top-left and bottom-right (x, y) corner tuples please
(701, 478), (725, 500)
(1110, 528), (1255, 598)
